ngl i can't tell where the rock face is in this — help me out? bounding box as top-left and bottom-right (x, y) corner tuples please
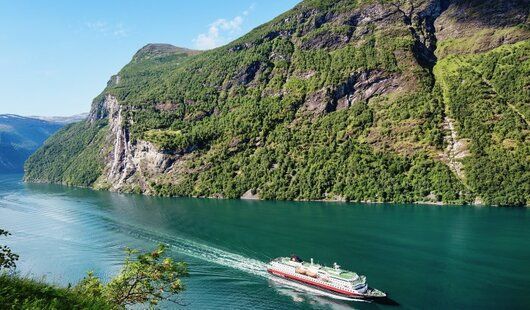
(301, 70), (403, 114)
(26, 0), (530, 205)
(436, 0), (530, 41)
(334, 71), (403, 111)
(92, 95), (179, 193)
(241, 189), (259, 200)
(434, 0), (530, 57)
(439, 117), (469, 180)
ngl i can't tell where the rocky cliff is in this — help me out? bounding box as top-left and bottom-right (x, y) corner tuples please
(25, 0), (530, 205)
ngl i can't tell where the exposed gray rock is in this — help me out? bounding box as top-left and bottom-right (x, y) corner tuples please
(93, 95), (179, 193)
(333, 70), (402, 111)
(87, 96), (110, 123)
(436, 0), (530, 42)
(301, 70), (402, 114)
(302, 88), (331, 114)
(241, 189), (260, 200)
(439, 117), (470, 180)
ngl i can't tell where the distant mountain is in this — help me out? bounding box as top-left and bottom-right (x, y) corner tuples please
(26, 0), (530, 205)
(0, 114), (84, 173)
(31, 113), (88, 125)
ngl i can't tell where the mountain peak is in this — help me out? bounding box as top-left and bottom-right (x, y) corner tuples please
(132, 43), (201, 62)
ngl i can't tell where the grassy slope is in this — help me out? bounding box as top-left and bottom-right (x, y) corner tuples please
(0, 274), (114, 310)
(435, 40), (530, 205)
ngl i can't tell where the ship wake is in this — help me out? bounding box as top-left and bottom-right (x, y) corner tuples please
(133, 229), (269, 278)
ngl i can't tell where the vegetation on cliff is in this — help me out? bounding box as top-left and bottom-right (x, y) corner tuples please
(435, 41), (530, 205)
(24, 121), (108, 186)
(25, 0), (530, 205)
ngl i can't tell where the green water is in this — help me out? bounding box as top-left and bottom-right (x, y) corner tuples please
(1, 174), (529, 309)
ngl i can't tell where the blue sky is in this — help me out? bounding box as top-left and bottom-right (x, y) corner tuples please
(0, 0), (300, 117)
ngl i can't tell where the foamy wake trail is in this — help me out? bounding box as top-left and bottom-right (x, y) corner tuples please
(167, 237), (268, 277)
(1, 197), (269, 278)
(122, 226), (268, 278)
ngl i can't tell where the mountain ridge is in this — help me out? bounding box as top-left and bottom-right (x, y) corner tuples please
(0, 114), (83, 173)
(30, 113), (88, 124)
(132, 44), (202, 62)
(25, 0), (530, 205)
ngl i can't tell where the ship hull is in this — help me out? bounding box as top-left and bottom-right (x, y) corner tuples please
(267, 268), (380, 300)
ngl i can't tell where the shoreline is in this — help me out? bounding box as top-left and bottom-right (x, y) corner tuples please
(20, 176), (530, 208)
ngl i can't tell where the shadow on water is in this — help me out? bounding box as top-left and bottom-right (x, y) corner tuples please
(268, 277), (363, 310)
(373, 297), (399, 306)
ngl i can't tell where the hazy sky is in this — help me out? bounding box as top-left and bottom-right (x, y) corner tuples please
(0, 0), (300, 117)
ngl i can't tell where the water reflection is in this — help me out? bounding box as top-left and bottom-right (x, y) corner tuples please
(268, 277), (364, 310)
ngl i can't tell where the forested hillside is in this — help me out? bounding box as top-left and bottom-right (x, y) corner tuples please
(25, 0), (530, 205)
(0, 115), (64, 173)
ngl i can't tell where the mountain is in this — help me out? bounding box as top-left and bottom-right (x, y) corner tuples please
(0, 114), (85, 173)
(31, 113), (88, 125)
(25, 0), (530, 206)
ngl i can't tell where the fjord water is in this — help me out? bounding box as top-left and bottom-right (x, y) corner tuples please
(1, 174), (529, 309)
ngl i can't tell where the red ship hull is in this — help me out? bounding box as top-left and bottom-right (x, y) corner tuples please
(268, 268), (370, 299)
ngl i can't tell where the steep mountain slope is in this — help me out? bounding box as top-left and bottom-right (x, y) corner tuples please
(0, 115), (66, 173)
(25, 0), (530, 205)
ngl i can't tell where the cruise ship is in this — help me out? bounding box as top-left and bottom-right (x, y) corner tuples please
(267, 256), (386, 300)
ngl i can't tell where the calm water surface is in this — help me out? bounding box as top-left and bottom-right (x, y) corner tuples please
(0, 174), (529, 309)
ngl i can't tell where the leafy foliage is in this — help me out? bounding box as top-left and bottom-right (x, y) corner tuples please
(0, 229), (18, 271)
(0, 274), (114, 310)
(75, 245), (188, 308)
(435, 41), (530, 205)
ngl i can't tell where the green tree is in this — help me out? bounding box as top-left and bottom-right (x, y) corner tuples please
(0, 229), (19, 271)
(75, 244), (188, 308)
